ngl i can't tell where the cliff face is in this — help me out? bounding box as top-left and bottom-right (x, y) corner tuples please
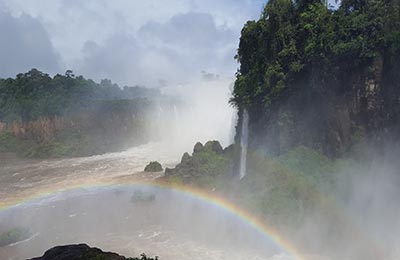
(246, 55), (389, 156)
(0, 99), (155, 158)
(0, 69), (183, 158)
(233, 0), (400, 157)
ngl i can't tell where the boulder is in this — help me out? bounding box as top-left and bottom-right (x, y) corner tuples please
(193, 142), (204, 153)
(144, 161), (163, 172)
(181, 152), (191, 164)
(204, 140), (223, 154)
(29, 244), (127, 260)
(164, 167), (173, 176)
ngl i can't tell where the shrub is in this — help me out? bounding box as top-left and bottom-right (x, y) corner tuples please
(144, 161), (163, 172)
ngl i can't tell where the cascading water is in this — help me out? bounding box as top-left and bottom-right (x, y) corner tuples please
(173, 104), (179, 125)
(239, 109), (249, 179)
(158, 105), (164, 118)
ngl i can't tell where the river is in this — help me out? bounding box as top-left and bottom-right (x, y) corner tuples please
(0, 142), (292, 260)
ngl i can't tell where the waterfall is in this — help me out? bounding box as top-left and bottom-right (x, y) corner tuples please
(173, 104), (179, 124)
(158, 105), (164, 118)
(239, 109), (249, 179)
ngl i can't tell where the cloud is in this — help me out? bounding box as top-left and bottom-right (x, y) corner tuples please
(1, 0), (266, 85)
(80, 12), (237, 87)
(139, 12), (234, 49)
(80, 34), (139, 82)
(0, 11), (62, 78)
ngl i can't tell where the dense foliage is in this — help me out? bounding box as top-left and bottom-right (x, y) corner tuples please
(0, 69), (165, 158)
(0, 69), (160, 122)
(232, 0), (400, 156)
(144, 161), (163, 172)
(160, 141), (232, 187)
(232, 0), (399, 108)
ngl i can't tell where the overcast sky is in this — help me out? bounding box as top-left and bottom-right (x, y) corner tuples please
(0, 0), (267, 86)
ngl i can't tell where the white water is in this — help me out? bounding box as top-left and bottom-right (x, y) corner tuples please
(239, 109), (249, 179)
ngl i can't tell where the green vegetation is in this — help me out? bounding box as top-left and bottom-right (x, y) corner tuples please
(0, 69), (163, 158)
(0, 131), (33, 154)
(0, 227), (32, 247)
(128, 254), (158, 260)
(144, 161), (163, 172)
(237, 146), (339, 227)
(0, 69), (160, 123)
(158, 141), (358, 229)
(83, 252), (158, 260)
(232, 0), (400, 156)
(232, 0), (398, 108)
(161, 141), (232, 188)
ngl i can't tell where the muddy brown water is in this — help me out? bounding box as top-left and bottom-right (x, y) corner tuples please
(0, 143), (291, 260)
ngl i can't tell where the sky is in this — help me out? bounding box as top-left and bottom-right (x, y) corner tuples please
(0, 0), (267, 87)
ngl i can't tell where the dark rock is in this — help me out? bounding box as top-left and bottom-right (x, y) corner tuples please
(223, 144), (235, 154)
(144, 161), (163, 172)
(29, 244), (127, 260)
(156, 140), (233, 185)
(193, 142), (203, 153)
(181, 152), (191, 164)
(204, 140), (223, 154)
(164, 167), (173, 176)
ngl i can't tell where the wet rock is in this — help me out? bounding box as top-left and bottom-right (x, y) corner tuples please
(193, 142), (204, 153)
(156, 140), (233, 186)
(144, 161), (163, 172)
(29, 244), (128, 260)
(204, 140), (223, 154)
(164, 167), (173, 176)
(181, 152), (191, 164)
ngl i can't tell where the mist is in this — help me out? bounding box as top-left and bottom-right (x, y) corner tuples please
(1, 0), (400, 260)
(158, 76), (236, 149)
(1, 72), (400, 260)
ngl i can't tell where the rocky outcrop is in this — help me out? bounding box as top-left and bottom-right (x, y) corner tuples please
(160, 141), (233, 185)
(232, 1), (400, 158)
(239, 54), (397, 157)
(144, 161), (163, 172)
(29, 244), (128, 260)
(29, 244), (157, 260)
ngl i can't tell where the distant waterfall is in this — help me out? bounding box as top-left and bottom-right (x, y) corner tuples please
(173, 105), (179, 125)
(239, 109), (249, 179)
(158, 105), (164, 118)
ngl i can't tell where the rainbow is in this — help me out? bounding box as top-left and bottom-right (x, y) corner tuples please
(0, 180), (306, 260)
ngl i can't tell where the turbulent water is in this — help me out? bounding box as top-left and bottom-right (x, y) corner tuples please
(0, 153), (290, 260)
(0, 141), (293, 260)
(0, 186), (291, 260)
(0, 142), (182, 208)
